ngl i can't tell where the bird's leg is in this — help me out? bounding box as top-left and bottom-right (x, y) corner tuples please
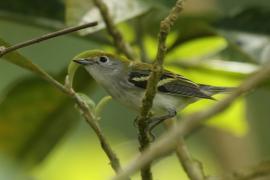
(147, 109), (177, 141)
(133, 112), (154, 128)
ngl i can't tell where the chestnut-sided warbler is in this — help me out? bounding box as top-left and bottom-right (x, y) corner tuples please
(73, 50), (232, 130)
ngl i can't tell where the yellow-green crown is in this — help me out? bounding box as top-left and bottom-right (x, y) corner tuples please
(73, 49), (130, 63)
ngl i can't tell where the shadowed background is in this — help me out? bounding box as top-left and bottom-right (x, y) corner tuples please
(0, 0), (270, 179)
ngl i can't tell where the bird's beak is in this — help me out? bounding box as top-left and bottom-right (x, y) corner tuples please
(73, 58), (95, 65)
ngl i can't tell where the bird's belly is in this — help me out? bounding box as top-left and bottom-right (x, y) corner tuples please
(152, 93), (186, 114)
(101, 80), (144, 111)
(109, 88), (188, 114)
(108, 88), (144, 111)
(100, 78), (189, 114)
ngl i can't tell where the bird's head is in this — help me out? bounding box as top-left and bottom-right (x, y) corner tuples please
(73, 50), (130, 75)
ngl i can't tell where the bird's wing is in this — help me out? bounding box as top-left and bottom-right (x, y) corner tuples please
(128, 66), (213, 99)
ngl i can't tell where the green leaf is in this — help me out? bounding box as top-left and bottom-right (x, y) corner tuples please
(217, 0), (270, 13)
(207, 99), (248, 136)
(0, 38), (66, 93)
(76, 93), (96, 111)
(217, 32), (269, 64)
(95, 96), (112, 119)
(167, 36), (228, 60)
(0, 0), (65, 21)
(153, 0), (176, 8)
(65, 0), (152, 35)
(0, 154), (28, 180)
(66, 61), (80, 88)
(0, 77), (69, 163)
(214, 7), (270, 64)
(216, 7), (270, 36)
(0, 70), (96, 167)
(167, 63), (248, 136)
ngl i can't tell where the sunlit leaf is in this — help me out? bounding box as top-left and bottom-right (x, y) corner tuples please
(166, 63), (248, 136)
(65, 0), (152, 35)
(207, 99), (248, 136)
(167, 36), (228, 60)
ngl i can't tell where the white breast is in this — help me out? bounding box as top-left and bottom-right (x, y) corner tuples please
(85, 66), (189, 114)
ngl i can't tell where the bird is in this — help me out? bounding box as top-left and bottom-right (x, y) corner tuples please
(73, 50), (233, 133)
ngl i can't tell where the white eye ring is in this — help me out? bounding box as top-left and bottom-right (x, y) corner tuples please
(99, 56), (109, 63)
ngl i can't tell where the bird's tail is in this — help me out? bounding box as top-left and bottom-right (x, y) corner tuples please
(199, 84), (236, 96)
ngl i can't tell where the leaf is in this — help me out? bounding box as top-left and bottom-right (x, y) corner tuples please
(217, 0), (270, 13)
(0, 38), (65, 93)
(153, 0), (176, 8)
(215, 7), (270, 36)
(95, 96), (112, 119)
(167, 63), (248, 136)
(0, 77), (66, 160)
(167, 36), (228, 60)
(216, 31), (270, 64)
(0, 70), (96, 166)
(65, 0), (152, 35)
(183, 97), (248, 137)
(76, 93), (96, 111)
(207, 99), (248, 136)
(214, 7), (270, 64)
(66, 61), (80, 88)
(0, 155), (28, 180)
(0, 0), (65, 21)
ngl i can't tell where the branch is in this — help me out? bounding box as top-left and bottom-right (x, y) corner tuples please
(69, 90), (122, 173)
(0, 23), (123, 175)
(176, 137), (205, 180)
(0, 21), (98, 57)
(93, 0), (135, 59)
(111, 63), (270, 180)
(164, 120), (206, 180)
(134, 1), (186, 179)
(228, 161), (270, 180)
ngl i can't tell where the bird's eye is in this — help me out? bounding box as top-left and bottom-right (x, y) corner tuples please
(99, 56), (109, 63)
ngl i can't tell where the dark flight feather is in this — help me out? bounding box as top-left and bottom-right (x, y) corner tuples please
(128, 69), (215, 99)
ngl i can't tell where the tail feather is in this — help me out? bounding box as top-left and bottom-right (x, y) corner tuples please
(199, 84), (235, 96)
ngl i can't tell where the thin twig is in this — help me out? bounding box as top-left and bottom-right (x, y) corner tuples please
(70, 91), (121, 172)
(228, 161), (270, 180)
(111, 63), (270, 180)
(0, 21), (98, 57)
(93, 0), (135, 59)
(0, 22), (123, 175)
(164, 119), (206, 180)
(135, 1), (186, 179)
(176, 137), (205, 180)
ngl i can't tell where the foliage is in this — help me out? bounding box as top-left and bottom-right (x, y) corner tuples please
(0, 0), (270, 179)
